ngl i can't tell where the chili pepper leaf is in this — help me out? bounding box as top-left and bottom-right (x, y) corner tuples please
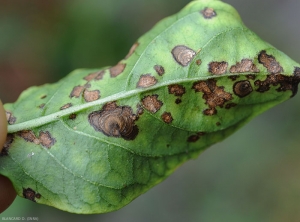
(1, 0), (300, 214)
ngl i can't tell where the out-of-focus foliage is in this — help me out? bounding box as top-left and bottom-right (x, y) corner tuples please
(1, 0), (300, 221)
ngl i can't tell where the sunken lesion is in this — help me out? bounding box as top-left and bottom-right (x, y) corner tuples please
(70, 85), (86, 98)
(171, 45), (196, 67)
(69, 113), (77, 120)
(23, 188), (41, 202)
(230, 59), (260, 73)
(137, 74), (158, 88)
(233, 80), (253, 98)
(168, 84), (186, 97)
(17, 130), (56, 148)
(168, 84), (186, 104)
(192, 79), (233, 115)
(187, 132), (205, 143)
(258, 50), (283, 74)
(39, 131), (56, 148)
(209, 61), (228, 75)
(125, 42), (139, 59)
(110, 63), (126, 77)
(161, 112), (173, 124)
(154, 65), (165, 76)
(84, 70), (105, 81)
(201, 7), (217, 19)
(141, 95), (163, 113)
(83, 89), (100, 102)
(60, 103), (72, 110)
(88, 102), (139, 140)
(5, 111), (16, 125)
(255, 72), (300, 97)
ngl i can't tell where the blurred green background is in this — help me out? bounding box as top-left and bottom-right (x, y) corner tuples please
(1, 0), (300, 221)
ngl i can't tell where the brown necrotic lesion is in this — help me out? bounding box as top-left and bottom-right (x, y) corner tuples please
(88, 102), (139, 140)
(171, 45), (196, 67)
(233, 80), (253, 98)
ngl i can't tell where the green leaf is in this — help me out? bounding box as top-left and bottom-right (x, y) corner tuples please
(1, 0), (300, 214)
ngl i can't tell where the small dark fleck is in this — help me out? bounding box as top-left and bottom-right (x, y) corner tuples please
(196, 59), (202, 66)
(175, 98), (182, 104)
(154, 65), (165, 76)
(23, 188), (41, 202)
(69, 113), (77, 120)
(161, 112), (173, 124)
(60, 103), (72, 110)
(38, 104), (45, 109)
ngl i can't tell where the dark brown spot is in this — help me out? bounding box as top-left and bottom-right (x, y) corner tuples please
(246, 74), (256, 80)
(5, 111), (16, 125)
(161, 112), (173, 124)
(168, 84), (186, 97)
(209, 61), (228, 75)
(23, 188), (41, 202)
(201, 7), (217, 19)
(225, 103), (237, 109)
(196, 59), (202, 66)
(88, 102), (138, 140)
(1, 134), (14, 156)
(39, 131), (56, 148)
(230, 59), (260, 73)
(110, 63), (126, 77)
(70, 85), (85, 98)
(18, 130), (39, 144)
(154, 65), (165, 76)
(40, 95), (47, 99)
(60, 103), (72, 110)
(141, 95), (163, 113)
(255, 70), (300, 97)
(84, 70), (105, 81)
(171, 45), (196, 66)
(192, 79), (233, 115)
(233, 80), (253, 97)
(216, 122), (221, 126)
(83, 89), (100, 102)
(125, 42), (139, 59)
(187, 132), (205, 142)
(175, 98), (182, 104)
(38, 104), (45, 109)
(69, 113), (77, 120)
(228, 75), (240, 81)
(258, 50), (283, 74)
(137, 74), (158, 88)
